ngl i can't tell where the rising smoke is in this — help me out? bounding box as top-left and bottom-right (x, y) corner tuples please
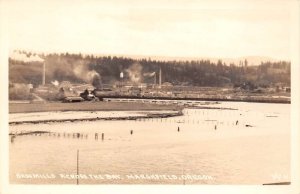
(10, 51), (44, 62)
(86, 71), (102, 89)
(143, 72), (156, 77)
(73, 64), (102, 89)
(10, 51), (103, 89)
(51, 80), (59, 86)
(126, 62), (143, 83)
(9, 83), (31, 100)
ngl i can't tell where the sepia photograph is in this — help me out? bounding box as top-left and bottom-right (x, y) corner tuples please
(0, 0), (299, 193)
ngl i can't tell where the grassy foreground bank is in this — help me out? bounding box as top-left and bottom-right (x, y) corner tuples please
(9, 101), (180, 114)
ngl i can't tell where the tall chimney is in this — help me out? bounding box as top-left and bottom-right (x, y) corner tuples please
(42, 62), (46, 85)
(159, 67), (162, 87)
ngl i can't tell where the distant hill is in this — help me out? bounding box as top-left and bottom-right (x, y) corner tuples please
(90, 54), (284, 66)
(34, 50), (285, 66)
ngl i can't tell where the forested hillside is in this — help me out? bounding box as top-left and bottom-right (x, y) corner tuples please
(9, 51), (290, 88)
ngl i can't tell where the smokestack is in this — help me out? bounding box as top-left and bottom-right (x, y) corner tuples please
(43, 62), (46, 85)
(159, 67), (162, 87)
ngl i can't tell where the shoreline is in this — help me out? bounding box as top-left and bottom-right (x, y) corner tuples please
(9, 110), (183, 125)
(9, 96), (289, 114)
(9, 101), (181, 114)
(100, 96), (291, 104)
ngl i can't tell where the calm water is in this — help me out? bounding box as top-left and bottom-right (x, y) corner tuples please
(9, 101), (290, 184)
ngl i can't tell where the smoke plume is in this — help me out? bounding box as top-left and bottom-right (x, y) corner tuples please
(9, 83), (31, 100)
(9, 50), (103, 88)
(73, 64), (102, 89)
(51, 80), (59, 86)
(143, 72), (156, 77)
(10, 51), (44, 62)
(91, 73), (102, 89)
(126, 63), (143, 83)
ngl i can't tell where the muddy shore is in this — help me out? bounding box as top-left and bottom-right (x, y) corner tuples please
(9, 111), (182, 125)
(9, 101), (180, 114)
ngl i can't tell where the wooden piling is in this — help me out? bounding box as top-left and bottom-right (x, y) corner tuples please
(95, 133), (98, 140)
(178, 127), (180, 132)
(130, 130), (133, 135)
(76, 149), (79, 185)
(10, 135), (15, 143)
(102, 133), (104, 140)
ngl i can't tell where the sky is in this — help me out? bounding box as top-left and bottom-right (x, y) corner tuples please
(1, 0), (294, 60)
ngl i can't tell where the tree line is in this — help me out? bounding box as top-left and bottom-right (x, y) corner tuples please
(9, 51), (291, 88)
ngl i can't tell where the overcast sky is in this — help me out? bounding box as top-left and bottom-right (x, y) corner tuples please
(1, 0), (294, 60)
